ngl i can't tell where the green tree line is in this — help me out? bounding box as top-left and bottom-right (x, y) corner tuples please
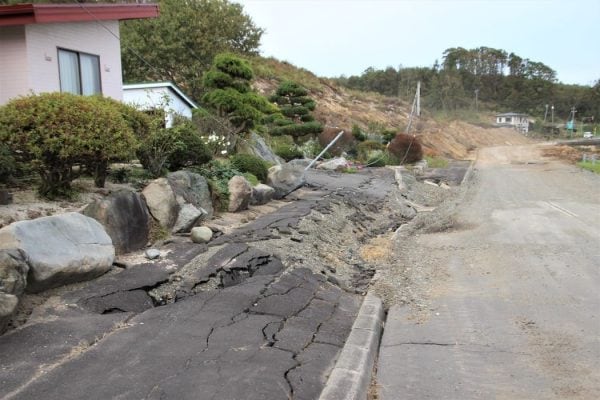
(336, 46), (599, 121)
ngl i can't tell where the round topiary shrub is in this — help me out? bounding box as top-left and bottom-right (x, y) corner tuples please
(230, 153), (269, 183)
(0, 93), (138, 197)
(387, 133), (423, 164)
(166, 121), (212, 171)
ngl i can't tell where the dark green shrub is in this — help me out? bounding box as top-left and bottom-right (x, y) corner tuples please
(166, 121), (212, 171)
(0, 143), (16, 185)
(357, 140), (385, 162)
(202, 54), (277, 135)
(352, 124), (367, 142)
(269, 81), (322, 141)
(193, 159), (243, 211)
(230, 153), (269, 183)
(109, 167), (131, 184)
(366, 151), (387, 167)
(382, 129), (397, 144)
(275, 145), (303, 161)
(271, 121), (323, 137)
(137, 126), (183, 178)
(0, 93), (137, 198)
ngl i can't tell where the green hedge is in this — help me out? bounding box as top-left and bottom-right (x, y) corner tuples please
(271, 121), (323, 137)
(230, 153), (269, 183)
(0, 93), (138, 197)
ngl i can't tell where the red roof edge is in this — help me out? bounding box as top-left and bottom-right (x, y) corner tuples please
(0, 3), (159, 27)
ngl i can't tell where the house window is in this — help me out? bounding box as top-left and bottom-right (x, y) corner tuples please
(505, 117), (512, 123)
(58, 49), (101, 95)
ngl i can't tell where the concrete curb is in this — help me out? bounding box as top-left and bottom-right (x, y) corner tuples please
(461, 151), (479, 186)
(319, 292), (385, 400)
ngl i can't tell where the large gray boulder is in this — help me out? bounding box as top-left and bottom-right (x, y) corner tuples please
(167, 171), (213, 220)
(142, 178), (179, 229)
(172, 202), (205, 234)
(238, 132), (284, 165)
(267, 164), (306, 199)
(0, 213), (114, 293)
(0, 249), (28, 333)
(167, 171), (213, 233)
(82, 190), (150, 255)
(251, 184), (275, 205)
(228, 176), (252, 212)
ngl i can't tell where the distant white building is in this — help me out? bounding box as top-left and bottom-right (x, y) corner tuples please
(495, 112), (531, 134)
(123, 82), (198, 128)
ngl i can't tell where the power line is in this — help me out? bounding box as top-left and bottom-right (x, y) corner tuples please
(76, 2), (239, 136)
(77, 3), (165, 78)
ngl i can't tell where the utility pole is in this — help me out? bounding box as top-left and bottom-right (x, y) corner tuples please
(405, 81), (421, 134)
(551, 104), (554, 124)
(397, 64), (402, 99)
(418, 80), (421, 116)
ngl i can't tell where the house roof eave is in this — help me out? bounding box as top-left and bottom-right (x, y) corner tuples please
(123, 82), (198, 109)
(0, 3), (159, 27)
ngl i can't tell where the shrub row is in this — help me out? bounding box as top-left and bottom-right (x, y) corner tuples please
(0, 93), (214, 197)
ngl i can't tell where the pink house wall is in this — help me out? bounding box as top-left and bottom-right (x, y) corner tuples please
(0, 25), (29, 103)
(0, 20), (123, 104)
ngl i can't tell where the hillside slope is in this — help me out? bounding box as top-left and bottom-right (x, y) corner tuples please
(250, 57), (533, 160)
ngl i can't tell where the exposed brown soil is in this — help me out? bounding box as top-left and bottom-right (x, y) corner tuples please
(255, 77), (535, 160)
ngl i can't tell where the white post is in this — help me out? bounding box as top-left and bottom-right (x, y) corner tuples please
(304, 131), (345, 171)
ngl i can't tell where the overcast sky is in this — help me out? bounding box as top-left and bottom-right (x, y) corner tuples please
(235, 0), (600, 86)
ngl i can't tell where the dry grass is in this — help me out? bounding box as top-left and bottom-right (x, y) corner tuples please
(360, 237), (392, 263)
(542, 145), (583, 163)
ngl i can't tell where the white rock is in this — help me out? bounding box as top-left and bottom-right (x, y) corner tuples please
(191, 227), (213, 244)
(144, 248), (161, 260)
(317, 157), (348, 171)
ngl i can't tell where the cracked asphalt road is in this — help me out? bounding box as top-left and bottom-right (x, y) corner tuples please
(377, 145), (600, 399)
(0, 169), (401, 400)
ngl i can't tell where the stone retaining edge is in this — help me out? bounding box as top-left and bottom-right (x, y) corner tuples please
(319, 292), (385, 400)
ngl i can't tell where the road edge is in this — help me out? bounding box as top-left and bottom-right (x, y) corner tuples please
(461, 153), (478, 186)
(319, 292), (385, 400)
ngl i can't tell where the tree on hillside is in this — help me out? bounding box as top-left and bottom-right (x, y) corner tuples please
(335, 46), (591, 118)
(201, 54), (277, 139)
(120, 0), (263, 101)
(268, 81), (322, 141)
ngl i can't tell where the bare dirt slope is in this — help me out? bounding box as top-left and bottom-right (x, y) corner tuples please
(252, 59), (533, 160)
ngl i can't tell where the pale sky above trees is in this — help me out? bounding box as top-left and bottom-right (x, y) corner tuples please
(236, 0), (600, 86)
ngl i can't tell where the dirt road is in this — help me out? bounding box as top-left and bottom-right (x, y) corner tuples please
(377, 144), (600, 399)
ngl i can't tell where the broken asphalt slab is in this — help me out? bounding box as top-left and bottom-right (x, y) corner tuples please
(1, 168), (400, 399)
(1, 269), (361, 400)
